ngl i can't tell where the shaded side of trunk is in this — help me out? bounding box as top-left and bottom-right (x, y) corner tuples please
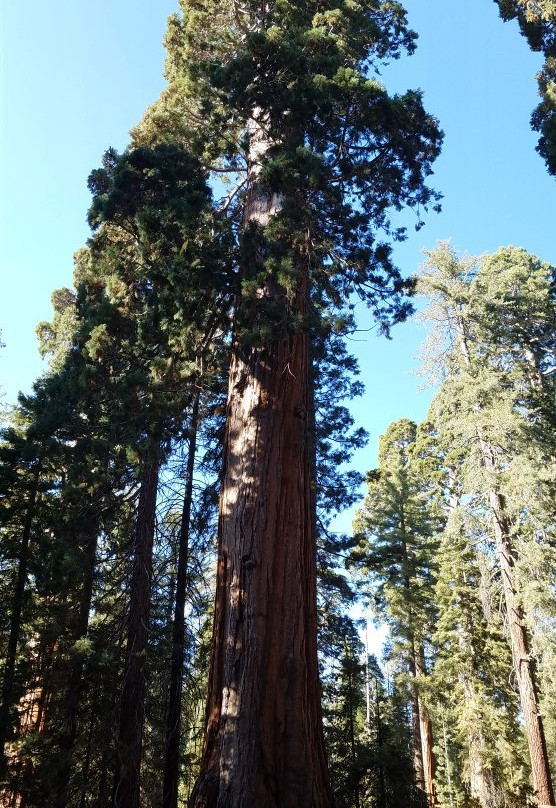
(0, 464), (41, 772)
(163, 395), (200, 808)
(189, 315), (331, 808)
(114, 459), (159, 808)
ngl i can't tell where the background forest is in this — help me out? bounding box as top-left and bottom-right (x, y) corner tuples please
(1, 1), (555, 808)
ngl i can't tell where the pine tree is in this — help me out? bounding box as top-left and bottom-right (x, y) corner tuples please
(84, 144), (229, 808)
(350, 419), (441, 807)
(430, 490), (529, 807)
(418, 242), (556, 806)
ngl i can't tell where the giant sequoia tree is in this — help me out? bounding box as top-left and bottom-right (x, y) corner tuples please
(2, 2), (443, 805)
(140, 2), (443, 806)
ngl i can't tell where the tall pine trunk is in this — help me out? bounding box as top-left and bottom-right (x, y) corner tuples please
(114, 458), (159, 808)
(487, 481), (554, 806)
(448, 480), (499, 808)
(163, 395), (200, 808)
(189, 114), (332, 808)
(415, 647), (437, 808)
(402, 513), (435, 806)
(0, 462), (41, 772)
(409, 649), (426, 797)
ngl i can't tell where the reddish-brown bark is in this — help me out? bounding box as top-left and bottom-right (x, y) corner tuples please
(189, 318), (332, 808)
(190, 111), (332, 808)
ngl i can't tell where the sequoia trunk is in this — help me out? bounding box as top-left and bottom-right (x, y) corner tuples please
(189, 305), (331, 808)
(189, 112), (331, 808)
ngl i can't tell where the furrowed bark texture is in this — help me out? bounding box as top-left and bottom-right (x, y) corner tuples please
(189, 325), (331, 808)
(114, 459), (159, 808)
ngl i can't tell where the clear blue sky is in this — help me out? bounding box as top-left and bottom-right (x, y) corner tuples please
(1, 0), (554, 476)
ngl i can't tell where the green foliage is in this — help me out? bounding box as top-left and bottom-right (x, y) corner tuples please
(350, 419), (441, 651)
(431, 506), (529, 806)
(321, 616), (418, 808)
(417, 241), (556, 802)
(139, 0), (443, 347)
(494, 0), (556, 173)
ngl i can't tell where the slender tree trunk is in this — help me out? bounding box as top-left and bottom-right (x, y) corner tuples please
(456, 317), (555, 806)
(409, 653), (426, 798)
(487, 481), (554, 806)
(163, 395), (200, 808)
(114, 458), (159, 808)
(447, 484), (499, 808)
(374, 678), (386, 808)
(463, 682), (500, 808)
(415, 647), (437, 808)
(0, 463), (41, 772)
(346, 654), (360, 808)
(79, 696), (98, 808)
(441, 717), (454, 808)
(401, 520), (428, 803)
